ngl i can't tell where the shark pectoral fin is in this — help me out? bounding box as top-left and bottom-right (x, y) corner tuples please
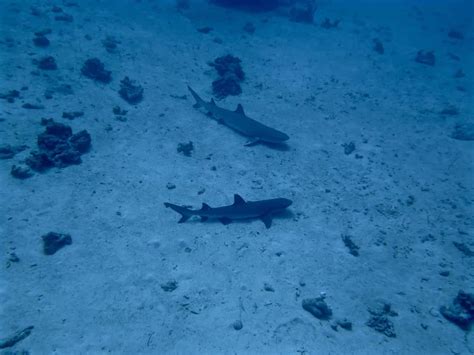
(233, 194), (245, 205)
(235, 104), (245, 115)
(200, 216), (208, 222)
(261, 214), (273, 229)
(244, 138), (260, 146)
(210, 98), (217, 106)
(219, 217), (232, 225)
(178, 215), (191, 223)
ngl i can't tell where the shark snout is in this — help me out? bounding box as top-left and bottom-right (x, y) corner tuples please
(277, 198), (293, 209)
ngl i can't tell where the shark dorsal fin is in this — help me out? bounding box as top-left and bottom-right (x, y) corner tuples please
(233, 194), (245, 205)
(210, 98), (216, 106)
(235, 104), (245, 115)
(201, 203), (211, 211)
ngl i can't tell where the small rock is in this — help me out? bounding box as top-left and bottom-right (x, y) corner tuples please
(81, 58), (112, 83)
(232, 320), (243, 330)
(0, 89), (20, 103)
(373, 38), (384, 54)
(10, 165), (33, 179)
(302, 297), (333, 320)
(0, 144), (28, 159)
(440, 291), (474, 331)
(450, 123), (474, 141)
(415, 50), (435, 66)
(366, 301), (397, 337)
(35, 56), (57, 70)
(55, 13), (73, 22)
(440, 105), (459, 116)
(337, 319), (353, 330)
(197, 26), (213, 34)
(22, 103), (44, 109)
(342, 142), (355, 155)
(161, 280), (178, 292)
(119, 77), (144, 104)
(102, 36), (120, 53)
(166, 183), (176, 190)
(42, 232), (72, 255)
(177, 141), (194, 157)
(33, 35), (50, 47)
(264, 283), (275, 292)
(341, 234), (359, 256)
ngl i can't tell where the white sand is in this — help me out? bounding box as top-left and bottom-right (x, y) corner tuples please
(1, 0), (473, 353)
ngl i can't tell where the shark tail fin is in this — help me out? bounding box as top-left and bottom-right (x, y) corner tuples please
(164, 202), (192, 223)
(187, 86), (205, 108)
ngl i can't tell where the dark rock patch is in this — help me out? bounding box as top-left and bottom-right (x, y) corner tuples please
(113, 106), (128, 121)
(81, 58), (112, 83)
(209, 55), (244, 99)
(0, 144), (28, 159)
(25, 120), (91, 172)
(161, 280), (178, 292)
(302, 297), (333, 320)
(0, 89), (20, 103)
(453, 241), (474, 257)
(33, 35), (50, 47)
(197, 26), (213, 34)
(34, 56), (57, 70)
(119, 77), (144, 104)
(102, 36), (120, 53)
(342, 141), (355, 155)
(336, 319), (352, 331)
(55, 13), (73, 22)
(415, 50), (435, 66)
(366, 302), (397, 338)
(232, 320), (243, 330)
(373, 38), (384, 54)
(42, 232), (72, 255)
(10, 165), (33, 179)
(177, 141), (194, 157)
(22, 103), (44, 109)
(62, 111), (84, 120)
(342, 234), (359, 256)
(450, 123), (474, 141)
(440, 291), (474, 330)
(440, 105), (459, 116)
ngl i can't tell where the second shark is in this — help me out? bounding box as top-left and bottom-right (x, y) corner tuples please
(188, 86), (289, 146)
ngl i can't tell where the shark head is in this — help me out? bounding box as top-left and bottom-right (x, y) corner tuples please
(276, 198), (293, 209)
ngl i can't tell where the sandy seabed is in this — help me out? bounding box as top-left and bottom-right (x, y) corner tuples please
(0, 0), (473, 353)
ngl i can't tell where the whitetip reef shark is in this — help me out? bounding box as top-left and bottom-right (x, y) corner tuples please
(164, 194), (292, 228)
(188, 86), (289, 146)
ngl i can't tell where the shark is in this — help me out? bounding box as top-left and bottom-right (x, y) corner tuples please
(187, 86), (289, 146)
(164, 194), (292, 228)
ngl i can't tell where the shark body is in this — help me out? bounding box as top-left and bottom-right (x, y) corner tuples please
(164, 194), (292, 228)
(188, 86), (289, 146)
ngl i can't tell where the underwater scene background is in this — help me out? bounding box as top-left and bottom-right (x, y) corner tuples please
(0, 0), (473, 353)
